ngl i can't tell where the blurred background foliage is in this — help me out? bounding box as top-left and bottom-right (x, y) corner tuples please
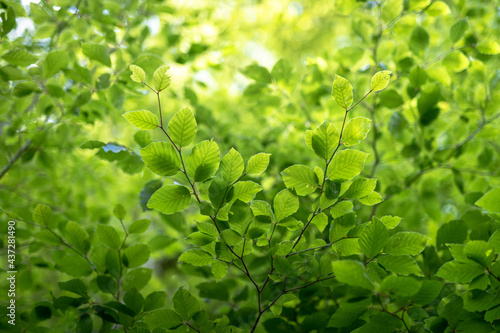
(1, 0), (500, 331)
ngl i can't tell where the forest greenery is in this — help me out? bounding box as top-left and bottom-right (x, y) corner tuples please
(1, 0), (500, 332)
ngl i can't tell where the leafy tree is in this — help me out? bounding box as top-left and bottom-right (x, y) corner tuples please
(1, 0), (500, 332)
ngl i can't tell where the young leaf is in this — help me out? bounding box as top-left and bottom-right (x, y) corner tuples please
(436, 260), (484, 283)
(311, 212), (328, 233)
(327, 149), (368, 181)
(128, 219), (150, 234)
(274, 189), (299, 222)
(211, 261), (228, 282)
(358, 192), (383, 206)
(168, 107), (197, 147)
(82, 43), (111, 67)
(178, 249), (214, 266)
(379, 216), (402, 229)
(370, 71), (392, 92)
(147, 185), (192, 214)
(123, 110), (159, 130)
(281, 164), (318, 196)
(330, 212), (356, 242)
(450, 19), (468, 43)
(220, 148), (244, 183)
(65, 221), (90, 254)
(331, 260), (374, 290)
(475, 187), (500, 213)
(130, 64), (146, 83)
(358, 218), (389, 258)
(43, 50), (68, 78)
(58, 279), (88, 297)
(378, 254), (424, 276)
(140, 141), (181, 176)
(122, 244), (151, 268)
(186, 140), (220, 182)
(97, 225), (121, 249)
(143, 291), (167, 312)
(246, 153), (271, 175)
(153, 65), (171, 91)
(384, 232), (428, 256)
(380, 275), (421, 297)
(33, 204), (52, 226)
(477, 41), (500, 55)
(332, 74), (353, 109)
(344, 178), (377, 199)
(173, 287), (201, 321)
(113, 204), (126, 220)
(142, 309), (183, 330)
(2, 49), (37, 66)
(312, 121), (340, 160)
(342, 117), (372, 146)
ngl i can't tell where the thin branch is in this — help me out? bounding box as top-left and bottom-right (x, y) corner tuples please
(0, 140), (32, 181)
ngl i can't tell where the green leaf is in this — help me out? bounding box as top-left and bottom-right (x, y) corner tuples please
(331, 260), (374, 290)
(450, 19), (468, 43)
(113, 204), (126, 220)
(233, 181), (263, 202)
(425, 1), (450, 16)
(274, 189), (299, 222)
(130, 64), (145, 83)
(379, 216), (402, 229)
(43, 50), (68, 78)
(211, 261), (228, 282)
(143, 291), (167, 312)
(330, 212), (356, 242)
(312, 121), (340, 160)
(123, 110), (159, 130)
(436, 261), (484, 283)
(2, 49), (37, 66)
(380, 275), (422, 297)
(143, 309), (183, 330)
(96, 225), (121, 249)
(186, 232), (216, 246)
(370, 71), (392, 92)
(477, 41), (500, 55)
(228, 200), (253, 235)
(33, 204), (52, 226)
(246, 153), (271, 175)
(147, 185), (191, 214)
(409, 26), (429, 56)
(409, 0), (431, 11)
(121, 268), (152, 291)
(186, 140), (220, 182)
(65, 221), (90, 254)
(82, 43), (111, 66)
(332, 74), (353, 109)
(140, 141), (181, 176)
(34, 229), (63, 245)
(221, 148), (244, 183)
(251, 200), (274, 218)
(443, 51), (470, 73)
(168, 107), (197, 147)
(128, 219), (150, 234)
(344, 178), (377, 199)
(475, 187), (500, 213)
(221, 229), (242, 246)
(178, 249), (214, 266)
(173, 287), (200, 320)
(281, 164), (318, 196)
(327, 149), (368, 181)
(409, 66), (428, 87)
(80, 140), (105, 149)
(358, 192), (383, 206)
(122, 244), (151, 268)
(153, 65), (171, 91)
(97, 275), (117, 295)
(413, 280), (444, 306)
(124, 288), (144, 315)
(311, 212), (328, 233)
(342, 117), (371, 147)
(330, 201), (353, 218)
(378, 255), (424, 276)
(358, 218), (389, 258)
(58, 279), (88, 297)
(134, 130), (151, 148)
(384, 232), (427, 255)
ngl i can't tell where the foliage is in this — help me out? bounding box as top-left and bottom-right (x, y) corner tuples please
(1, 0), (500, 332)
